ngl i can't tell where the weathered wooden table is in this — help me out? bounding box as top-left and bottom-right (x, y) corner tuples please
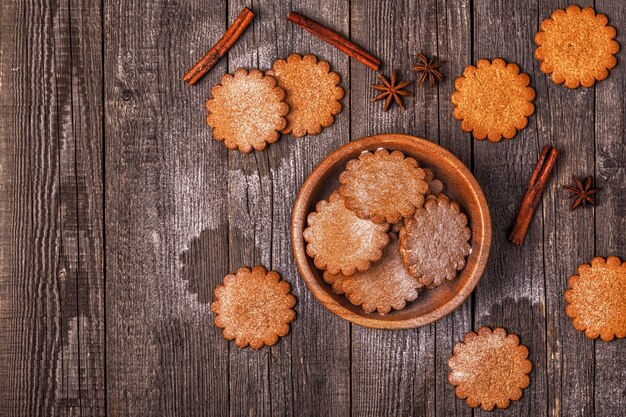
(1, 0), (624, 415)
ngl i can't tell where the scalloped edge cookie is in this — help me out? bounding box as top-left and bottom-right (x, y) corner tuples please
(338, 149), (428, 224)
(448, 327), (533, 411)
(324, 234), (422, 314)
(451, 58), (536, 142)
(211, 266), (296, 349)
(268, 54), (344, 137)
(303, 191), (390, 276)
(535, 5), (619, 89)
(564, 256), (626, 341)
(206, 69), (289, 153)
(399, 194), (471, 287)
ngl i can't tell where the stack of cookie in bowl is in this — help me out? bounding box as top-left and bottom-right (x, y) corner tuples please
(303, 149), (472, 314)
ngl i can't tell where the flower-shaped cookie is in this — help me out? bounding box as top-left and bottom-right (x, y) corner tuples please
(211, 266), (296, 349)
(324, 234), (422, 314)
(269, 54), (344, 137)
(206, 69), (289, 153)
(399, 194), (471, 287)
(452, 58), (535, 142)
(535, 5), (619, 89)
(338, 149), (428, 224)
(448, 327), (532, 411)
(565, 256), (626, 341)
(304, 192), (389, 276)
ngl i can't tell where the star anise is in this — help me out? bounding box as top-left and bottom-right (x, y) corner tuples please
(563, 175), (600, 210)
(411, 53), (445, 86)
(370, 70), (413, 111)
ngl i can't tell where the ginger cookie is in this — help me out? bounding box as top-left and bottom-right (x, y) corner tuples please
(211, 266), (296, 349)
(269, 54), (344, 137)
(448, 327), (532, 411)
(399, 194), (471, 287)
(206, 69), (289, 153)
(303, 191), (389, 276)
(564, 256), (626, 341)
(326, 234), (421, 314)
(338, 149), (428, 224)
(451, 58), (535, 142)
(535, 5), (619, 89)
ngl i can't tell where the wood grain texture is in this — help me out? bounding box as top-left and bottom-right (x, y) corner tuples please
(432, 1), (473, 416)
(472, 1), (549, 416)
(537, 1), (597, 416)
(350, 1), (436, 415)
(593, 1), (626, 416)
(0, 0), (106, 415)
(104, 0), (229, 416)
(1, 0), (625, 415)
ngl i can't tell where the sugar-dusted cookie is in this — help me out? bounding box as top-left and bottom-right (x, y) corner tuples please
(448, 327), (532, 411)
(322, 270), (346, 295)
(303, 191), (389, 276)
(211, 266), (296, 349)
(268, 54), (344, 137)
(451, 58), (535, 142)
(325, 234), (422, 314)
(338, 149), (428, 224)
(565, 256), (626, 341)
(206, 69), (289, 153)
(399, 194), (471, 287)
(535, 5), (619, 89)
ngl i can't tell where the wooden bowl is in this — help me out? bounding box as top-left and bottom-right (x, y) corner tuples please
(291, 134), (491, 329)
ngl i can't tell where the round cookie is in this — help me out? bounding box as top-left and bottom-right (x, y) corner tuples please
(269, 54), (344, 137)
(303, 191), (389, 276)
(211, 266), (296, 349)
(535, 5), (619, 89)
(448, 327), (532, 411)
(564, 256), (626, 341)
(324, 234), (422, 314)
(451, 58), (535, 142)
(206, 69), (289, 153)
(338, 149), (428, 224)
(399, 194), (471, 287)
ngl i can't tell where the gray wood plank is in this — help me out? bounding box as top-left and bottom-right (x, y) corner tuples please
(349, 0), (444, 415)
(593, 1), (626, 416)
(104, 1), (229, 415)
(472, 1), (548, 416)
(535, 1), (597, 416)
(433, 1), (473, 416)
(0, 0), (106, 415)
(225, 1), (352, 416)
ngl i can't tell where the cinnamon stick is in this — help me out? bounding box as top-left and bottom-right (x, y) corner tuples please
(288, 11), (381, 71)
(508, 146), (559, 245)
(183, 7), (255, 85)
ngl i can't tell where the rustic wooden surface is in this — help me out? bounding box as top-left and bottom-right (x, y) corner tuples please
(0, 0), (624, 416)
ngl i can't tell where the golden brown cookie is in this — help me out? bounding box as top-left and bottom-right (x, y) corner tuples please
(399, 194), (471, 287)
(303, 191), (389, 276)
(269, 54), (344, 137)
(564, 256), (626, 341)
(535, 5), (619, 89)
(448, 327), (532, 411)
(325, 234), (421, 314)
(338, 149), (428, 224)
(451, 58), (535, 142)
(211, 266), (296, 349)
(206, 69), (289, 153)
